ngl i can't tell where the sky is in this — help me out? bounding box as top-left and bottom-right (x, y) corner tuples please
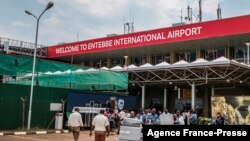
(0, 0), (250, 46)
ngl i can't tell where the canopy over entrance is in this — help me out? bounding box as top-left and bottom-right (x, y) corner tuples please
(112, 57), (250, 87)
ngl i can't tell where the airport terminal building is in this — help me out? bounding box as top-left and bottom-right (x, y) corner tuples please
(47, 15), (250, 116)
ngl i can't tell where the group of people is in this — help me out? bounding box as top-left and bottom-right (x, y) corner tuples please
(68, 108), (110, 141)
(100, 108), (200, 127)
(61, 95), (250, 141)
(134, 108), (198, 125)
(68, 107), (223, 141)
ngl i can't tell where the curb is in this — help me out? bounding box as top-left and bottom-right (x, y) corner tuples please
(0, 130), (69, 136)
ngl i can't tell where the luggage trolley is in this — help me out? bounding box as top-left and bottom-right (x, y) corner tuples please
(114, 118), (142, 141)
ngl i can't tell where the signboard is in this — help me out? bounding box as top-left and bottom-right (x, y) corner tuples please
(48, 15), (250, 58)
(118, 99), (125, 110)
(182, 89), (191, 99)
(66, 92), (137, 113)
(74, 107), (106, 113)
(50, 103), (62, 111)
(211, 96), (250, 125)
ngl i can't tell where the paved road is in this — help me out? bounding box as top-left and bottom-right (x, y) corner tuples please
(0, 131), (118, 141)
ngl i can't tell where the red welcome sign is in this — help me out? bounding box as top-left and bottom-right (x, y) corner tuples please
(47, 15), (250, 58)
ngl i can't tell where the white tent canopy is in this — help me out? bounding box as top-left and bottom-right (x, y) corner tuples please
(231, 59), (239, 63)
(210, 56), (230, 65)
(24, 73), (32, 77)
(85, 68), (97, 72)
(123, 64), (138, 70)
(52, 71), (63, 74)
(63, 70), (71, 73)
(109, 56), (250, 86)
(155, 61), (170, 67)
(112, 56), (249, 72)
(188, 58), (209, 67)
(128, 57), (250, 86)
(44, 71), (52, 75)
(212, 56), (230, 62)
(110, 66), (123, 70)
(75, 69), (84, 73)
(128, 64), (138, 68)
(139, 63), (153, 68)
(191, 58), (208, 64)
(100, 67), (110, 70)
(173, 60), (189, 65)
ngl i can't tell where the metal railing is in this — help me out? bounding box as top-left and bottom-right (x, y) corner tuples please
(0, 36), (47, 57)
(0, 36), (44, 49)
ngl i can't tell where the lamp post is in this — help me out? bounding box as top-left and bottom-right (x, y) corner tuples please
(124, 56), (128, 93)
(25, 2), (54, 130)
(246, 43), (250, 65)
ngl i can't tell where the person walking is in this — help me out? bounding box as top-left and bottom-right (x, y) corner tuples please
(90, 109), (110, 141)
(117, 109), (126, 134)
(68, 107), (83, 141)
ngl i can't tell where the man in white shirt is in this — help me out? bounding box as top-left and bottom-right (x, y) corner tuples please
(119, 110), (126, 121)
(159, 109), (174, 125)
(121, 111), (141, 125)
(68, 107), (83, 141)
(90, 109), (110, 141)
(174, 111), (185, 125)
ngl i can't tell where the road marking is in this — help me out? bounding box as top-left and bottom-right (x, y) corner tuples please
(36, 131), (47, 134)
(14, 132), (26, 135)
(9, 135), (51, 141)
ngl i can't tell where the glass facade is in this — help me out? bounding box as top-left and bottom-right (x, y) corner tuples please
(132, 56), (147, 66)
(205, 48), (225, 61)
(234, 47), (247, 63)
(94, 60), (100, 68)
(164, 54), (171, 63)
(217, 48), (225, 58)
(205, 49), (217, 61)
(81, 47), (235, 68)
(94, 60), (107, 68)
(179, 52), (190, 62)
(152, 53), (170, 65)
(178, 51), (196, 62)
(190, 52), (196, 62)
(111, 58), (123, 67)
(133, 57), (141, 66)
(141, 57), (147, 65)
(153, 55), (163, 65)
